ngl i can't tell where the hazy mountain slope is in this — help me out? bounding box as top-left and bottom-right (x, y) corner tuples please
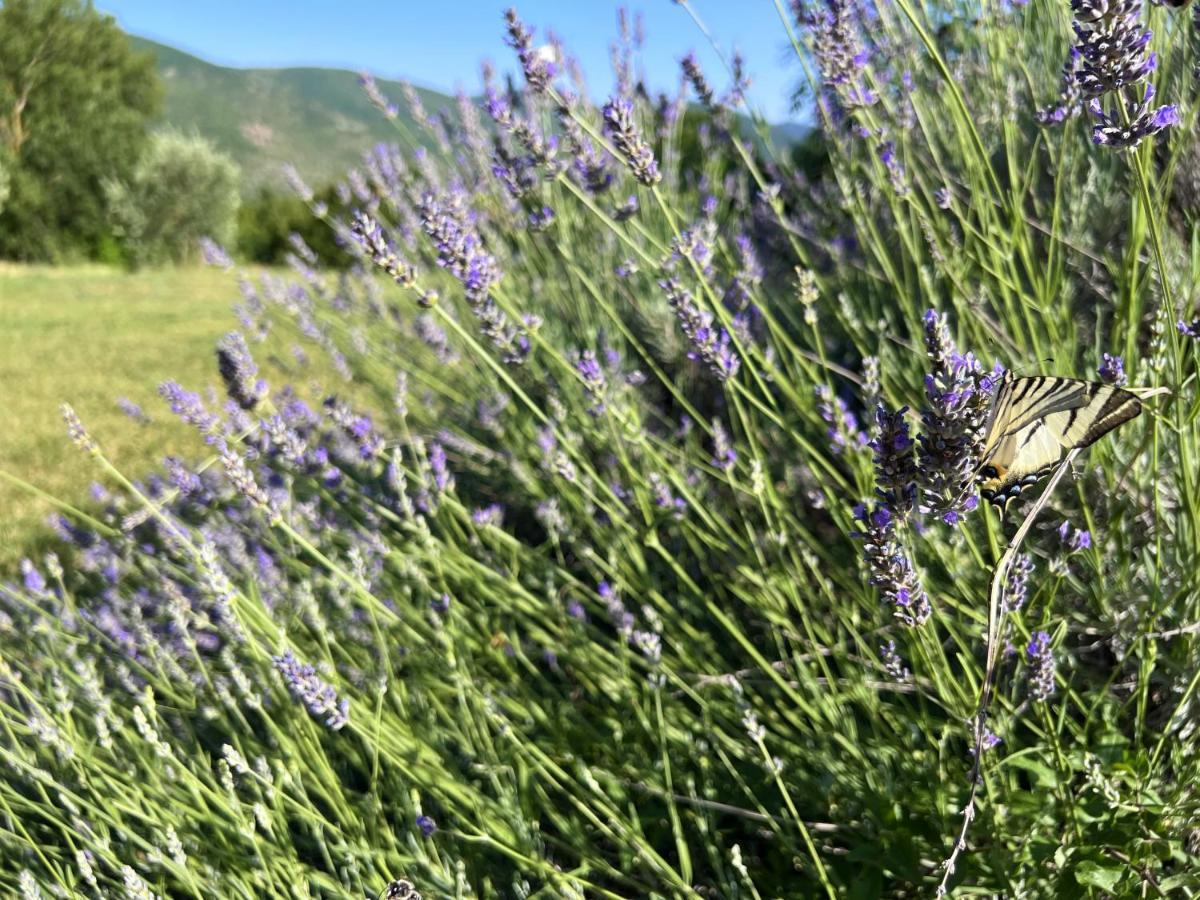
(131, 37), (811, 194)
(131, 37), (452, 191)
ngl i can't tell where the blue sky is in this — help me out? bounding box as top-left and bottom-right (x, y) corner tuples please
(97, 1), (805, 123)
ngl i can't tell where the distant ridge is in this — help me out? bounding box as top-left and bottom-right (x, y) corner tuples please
(131, 36), (811, 194)
(131, 37), (455, 192)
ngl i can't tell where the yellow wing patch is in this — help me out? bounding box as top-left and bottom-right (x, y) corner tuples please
(977, 372), (1141, 510)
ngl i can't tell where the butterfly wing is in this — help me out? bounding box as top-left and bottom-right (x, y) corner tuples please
(978, 375), (1141, 508)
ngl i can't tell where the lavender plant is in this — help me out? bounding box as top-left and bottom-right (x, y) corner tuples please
(2, 2), (1199, 898)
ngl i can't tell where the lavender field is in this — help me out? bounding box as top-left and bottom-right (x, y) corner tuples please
(3, 1), (1200, 896)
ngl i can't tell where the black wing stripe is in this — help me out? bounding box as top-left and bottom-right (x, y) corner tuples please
(1012, 377), (1041, 404)
(996, 378), (1088, 439)
(1078, 391), (1141, 448)
(1018, 420), (1045, 449)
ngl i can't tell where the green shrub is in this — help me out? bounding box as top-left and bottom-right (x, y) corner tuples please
(235, 184), (352, 266)
(105, 130), (240, 268)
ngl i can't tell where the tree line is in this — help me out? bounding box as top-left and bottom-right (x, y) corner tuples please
(0, 0), (343, 267)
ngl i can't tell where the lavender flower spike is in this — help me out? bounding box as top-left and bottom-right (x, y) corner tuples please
(857, 505), (931, 626)
(418, 188), (530, 364)
(1001, 553), (1034, 613)
(1026, 631), (1056, 701)
(1098, 353), (1127, 386)
(505, 8), (556, 94)
(797, 0), (875, 109)
(198, 236), (234, 270)
(660, 278), (740, 381)
(576, 349), (607, 416)
(602, 97), (662, 186)
(61, 404), (98, 455)
(1066, 0), (1178, 148)
(871, 405), (917, 516)
(216, 332), (266, 411)
(916, 310), (993, 525)
(272, 650), (350, 730)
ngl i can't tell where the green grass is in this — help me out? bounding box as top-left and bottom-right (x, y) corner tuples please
(0, 265), (267, 566)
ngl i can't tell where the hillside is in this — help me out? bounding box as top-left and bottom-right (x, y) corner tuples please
(131, 37), (812, 195)
(131, 37), (454, 191)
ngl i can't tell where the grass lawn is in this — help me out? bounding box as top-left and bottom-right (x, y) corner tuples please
(0, 264), (277, 568)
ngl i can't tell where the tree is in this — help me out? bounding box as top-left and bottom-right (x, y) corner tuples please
(236, 184), (352, 268)
(0, 152), (10, 215)
(0, 0), (161, 260)
(104, 130), (240, 267)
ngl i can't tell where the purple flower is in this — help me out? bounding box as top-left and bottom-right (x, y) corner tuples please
(972, 729), (1003, 757)
(797, 0), (875, 110)
(416, 814), (437, 838)
(216, 332), (266, 411)
(682, 52), (715, 108)
(870, 406), (917, 515)
(418, 189), (530, 364)
(612, 194), (640, 221)
(218, 440), (272, 512)
(1038, 47), (1084, 125)
(659, 278), (740, 381)
(1098, 353), (1127, 385)
(1058, 520), (1092, 553)
(1063, 0), (1178, 148)
(878, 141), (907, 194)
(855, 505), (931, 626)
(359, 71), (399, 119)
(428, 442), (453, 493)
(1090, 88), (1178, 148)
(649, 473), (686, 520)
(724, 233), (763, 314)
(880, 640), (908, 680)
(602, 96), (661, 186)
(710, 421), (738, 472)
(1072, 0), (1155, 97)
(282, 164), (314, 204)
(670, 220), (717, 278)
(159, 382), (221, 440)
(816, 385), (867, 454)
(527, 205), (555, 231)
(504, 8), (556, 94)
(576, 349), (607, 415)
(61, 404), (97, 454)
(117, 397), (151, 425)
(198, 236), (234, 270)
(916, 310), (994, 525)
(1026, 631), (1056, 701)
(272, 650), (350, 730)
(566, 600), (587, 621)
(350, 212), (419, 291)
(1002, 553), (1034, 613)
(472, 504), (503, 526)
(165, 457), (203, 496)
(20, 559), (47, 595)
(1179, 318), (1200, 340)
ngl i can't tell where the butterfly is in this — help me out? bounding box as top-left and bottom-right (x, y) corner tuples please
(975, 371), (1142, 510)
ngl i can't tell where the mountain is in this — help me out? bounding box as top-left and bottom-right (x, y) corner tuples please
(130, 37), (455, 192)
(131, 37), (812, 195)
